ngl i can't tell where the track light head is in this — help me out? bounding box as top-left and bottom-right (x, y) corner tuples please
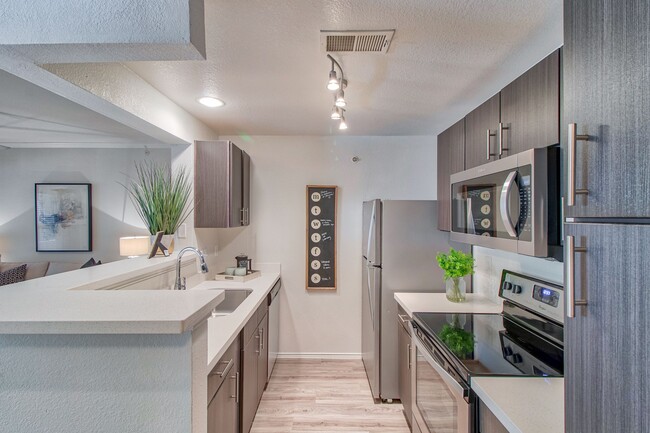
(335, 89), (346, 108)
(339, 115), (348, 130)
(327, 70), (340, 91)
(331, 106), (342, 120)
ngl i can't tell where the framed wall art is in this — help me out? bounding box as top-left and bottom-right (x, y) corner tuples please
(35, 183), (92, 252)
(306, 185), (337, 291)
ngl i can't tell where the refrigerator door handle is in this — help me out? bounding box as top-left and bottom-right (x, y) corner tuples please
(366, 201), (377, 262)
(366, 264), (375, 329)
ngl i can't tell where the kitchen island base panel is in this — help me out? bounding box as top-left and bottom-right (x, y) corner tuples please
(0, 332), (195, 433)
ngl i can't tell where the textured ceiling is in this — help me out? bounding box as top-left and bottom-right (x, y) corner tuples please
(0, 69), (165, 147)
(125, 0), (563, 136)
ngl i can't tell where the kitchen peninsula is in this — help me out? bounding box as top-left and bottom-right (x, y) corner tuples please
(0, 254), (280, 433)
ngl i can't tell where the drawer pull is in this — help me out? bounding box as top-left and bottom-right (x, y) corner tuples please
(212, 358), (234, 378)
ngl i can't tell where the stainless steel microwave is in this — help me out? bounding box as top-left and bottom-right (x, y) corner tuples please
(449, 146), (562, 260)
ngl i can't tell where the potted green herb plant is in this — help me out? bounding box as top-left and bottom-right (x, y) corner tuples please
(124, 162), (193, 254)
(436, 248), (475, 303)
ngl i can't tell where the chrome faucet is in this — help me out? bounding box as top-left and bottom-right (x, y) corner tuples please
(174, 247), (209, 290)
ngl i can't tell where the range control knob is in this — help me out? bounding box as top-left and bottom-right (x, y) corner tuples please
(502, 282), (512, 291)
(512, 354), (523, 364)
(502, 347), (513, 357)
(512, 285), (523, 294)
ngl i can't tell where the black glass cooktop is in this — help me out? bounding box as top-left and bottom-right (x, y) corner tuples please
(412, 311), (564, 379)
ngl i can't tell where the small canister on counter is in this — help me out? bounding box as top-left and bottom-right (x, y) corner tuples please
(235, 254), (252, 272)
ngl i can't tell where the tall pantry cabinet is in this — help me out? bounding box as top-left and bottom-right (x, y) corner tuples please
(563, 0), (650, 432)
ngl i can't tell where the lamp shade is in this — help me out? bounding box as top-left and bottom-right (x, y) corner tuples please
(119, 236), (150, 257)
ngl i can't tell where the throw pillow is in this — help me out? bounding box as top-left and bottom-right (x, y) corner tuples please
(80, 258), (96, 268)
(0, 264), (28, 286)
(80, 258), (102, 269)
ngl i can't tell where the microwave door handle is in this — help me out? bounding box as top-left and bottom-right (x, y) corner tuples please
(500, 171), (519, 238)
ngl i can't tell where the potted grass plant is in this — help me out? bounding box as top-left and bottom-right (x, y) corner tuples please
(124, 162), (193, 254)
(436, 248), (475, 303)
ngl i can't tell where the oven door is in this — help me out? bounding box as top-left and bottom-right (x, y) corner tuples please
(450, 148), (553, 258)
(412, 329), (472, 433)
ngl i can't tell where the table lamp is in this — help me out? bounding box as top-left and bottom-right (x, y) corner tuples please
(119, 236), (150, 258)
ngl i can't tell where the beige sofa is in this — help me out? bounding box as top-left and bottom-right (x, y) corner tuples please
(0, 257), (83, 281)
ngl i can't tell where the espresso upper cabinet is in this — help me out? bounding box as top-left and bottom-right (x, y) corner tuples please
(501, 49), (560, 156)
(464, 93), (500, 169)
(563, 0), (650, 218)
(195, 140), (251, 228)
(436, 119), (465, 231)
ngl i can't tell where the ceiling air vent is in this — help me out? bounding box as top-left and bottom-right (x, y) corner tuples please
(320, 30), (395, 54)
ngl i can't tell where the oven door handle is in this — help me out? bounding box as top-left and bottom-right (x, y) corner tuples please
(414, 335), (469, 400)
(500, 170), (519, 238)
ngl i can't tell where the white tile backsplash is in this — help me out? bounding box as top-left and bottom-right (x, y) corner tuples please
(472, 246), (563, 303)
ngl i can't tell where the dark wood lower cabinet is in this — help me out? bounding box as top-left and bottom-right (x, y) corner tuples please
(241, 302), (270, 433)
(478, 401), (508, 433)
(241, 331), (259, 433)
(565, 223), (650, 433)
(397, 313), (412, 426)
(257, 312), (269, 398)
(207, 339), (240, 433)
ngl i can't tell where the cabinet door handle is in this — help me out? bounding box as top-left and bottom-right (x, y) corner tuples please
(565, 235), (588, 318)
(255, 334), (260, 354)
(567, 123), (590, 206)
(498, 122), (509, 156)
(486, 129), (497, 160)
(245, 208), (249, 225)
(240, 208), (245, 225)
(230, 372), (237, 399)
(398, 314), (411, 325)
(235, 371), (240, 403)
(407, 343), (411, 370)
(259, 328), (264, 353)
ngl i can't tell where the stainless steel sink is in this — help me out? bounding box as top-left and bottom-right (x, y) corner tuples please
(211, 289), (253, 316)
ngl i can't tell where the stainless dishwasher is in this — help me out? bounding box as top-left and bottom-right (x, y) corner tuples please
(267, 278), (281, 381)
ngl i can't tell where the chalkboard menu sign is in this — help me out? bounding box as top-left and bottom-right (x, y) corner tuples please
(306, 185), (337, 290)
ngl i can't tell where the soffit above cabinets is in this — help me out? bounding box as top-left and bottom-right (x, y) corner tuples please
(0, 69), (169, 148)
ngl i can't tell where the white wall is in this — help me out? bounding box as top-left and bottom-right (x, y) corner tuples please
(210, 135), (437, 356)
(0, 147), (170, 266)
(472, 246), (563, 302)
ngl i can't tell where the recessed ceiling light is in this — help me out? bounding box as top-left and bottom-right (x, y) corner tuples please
(198, 97), (225, 108)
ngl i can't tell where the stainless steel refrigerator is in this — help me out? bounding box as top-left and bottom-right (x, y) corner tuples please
(362, 199), (467, 401)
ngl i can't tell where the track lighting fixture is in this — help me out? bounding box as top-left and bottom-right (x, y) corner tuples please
(326, 54), (349, 130)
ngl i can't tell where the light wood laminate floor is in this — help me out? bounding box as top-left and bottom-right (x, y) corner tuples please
(250, 359), (411, 433)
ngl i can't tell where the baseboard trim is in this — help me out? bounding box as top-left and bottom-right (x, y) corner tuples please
(277, 352), (362, 360)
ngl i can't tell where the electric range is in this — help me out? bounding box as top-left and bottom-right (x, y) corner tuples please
(410, 270), (564, 433)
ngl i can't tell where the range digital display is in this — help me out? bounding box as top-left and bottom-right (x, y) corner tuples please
(532, 285), (560, 307)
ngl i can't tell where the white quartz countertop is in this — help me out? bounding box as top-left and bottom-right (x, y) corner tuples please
(0, 255), (225, 334)
(472, 376), (564, 433)
(394, 292), (502, 316)
(188, 272), (281, 371)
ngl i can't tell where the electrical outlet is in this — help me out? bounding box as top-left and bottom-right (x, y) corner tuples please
(177, 223), (187, 239)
